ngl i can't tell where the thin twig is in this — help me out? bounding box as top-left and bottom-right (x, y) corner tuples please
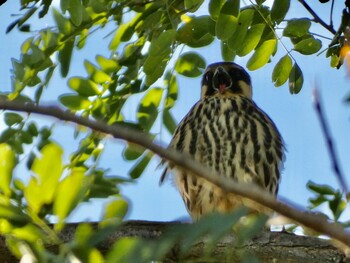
(312, 88), (349, 197)
(297, 0), (336, 35)
(330, 0), (335, 29)
(0, 100), (350, 250)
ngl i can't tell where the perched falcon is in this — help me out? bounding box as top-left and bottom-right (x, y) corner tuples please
(161, 62), (284, 221)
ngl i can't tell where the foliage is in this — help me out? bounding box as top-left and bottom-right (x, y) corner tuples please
(0, 0), (349, 261)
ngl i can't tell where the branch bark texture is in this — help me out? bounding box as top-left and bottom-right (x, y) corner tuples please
(0, 100), (350, 253)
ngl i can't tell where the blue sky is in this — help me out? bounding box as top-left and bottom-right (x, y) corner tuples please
(0, 1), (349, 223)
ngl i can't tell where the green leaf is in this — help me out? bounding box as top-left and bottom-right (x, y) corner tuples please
(176, 16), (215, 48)
(58, 39), (74, 77)
(25, 143), (63, 213)
(272, 55), (292, 87)
(0, 144), (15, 196)
(103, 198), (128, 222)
(54, 168), (89, 230)
(246, 38), (277, 70)
(283, 18), (311, 37)
(221, 41), (236, 61)
(68, 0), (84, 26)
(307, 181), (336, 195)
(329, 194), (346, 221)
(4, 112), (23, 126)
(216, 14), (238, 40)
(84, 60), (112, 84)
(294, 37), (322, 55)
(163, 109), (177, 135)
(175, 52), (206, 77)
(96, 55), (119, 74)
(149, 29), (176, 57)
(164, 72), (178, 110)
(288, 63), (303, 94)
(221, 0), (240, 16)
(123, 143), (146, 161)
(129, 151), (153, 179)
(68, 77), (100, 96)
(271, 0), (290, 24)
(209, 0), (225, 21)
(137, 88), (164, 131)
(236, 23), (265, 56)
(185, 0), (205, 12)
(106, 237), (146, 263)
(60, 94), (91, 110)
(52, 8), (72, 35)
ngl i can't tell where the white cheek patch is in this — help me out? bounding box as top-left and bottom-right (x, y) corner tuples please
(201, 85), (208, 99)
(238, 80), (252, 98)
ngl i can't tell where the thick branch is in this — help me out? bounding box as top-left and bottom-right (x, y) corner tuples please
(0, 100), (350, 251)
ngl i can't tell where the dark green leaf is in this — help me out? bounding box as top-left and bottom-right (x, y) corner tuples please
(307, 180), (336, 195)
(246, 39), (277, 70)
(221, 40), (236, 61)
(272, 55), (292, 87)
(185, 0), (204, 12)
(58, 39), (74, 77)
(283, 18), (311, 37)
(68, 0), (84, 26)
(59, 94), (91, 110)
(308, 195), (328, 209)
(216, 14), (238, 40)
(129, 152), (153, 179)
(164, 72), (178, 110)
(271, 0), (290, 24)
(52, 8), (72, 35)
(329, 194), (346, 221)
(294, 37), (322, 55)
(176, 16), (215, 47)
(149, 29), (176, 57)
(288, 63), (303, 94)
(4, 113), (23, 126)
(123, 143), (146, 161)
(163, 109), (177, 135)
(175, 52), (206, 77)
(209, 0), (225, 21)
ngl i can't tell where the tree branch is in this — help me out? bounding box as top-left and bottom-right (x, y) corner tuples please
(312, 88), (349, 197)
(297, 0), (336, 35)
(0, 221), (346, 263)
(0, 100), (350, 252)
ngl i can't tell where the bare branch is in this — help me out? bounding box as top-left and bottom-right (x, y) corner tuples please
(312, 88), (349, 197)
(0, 100), (350, 252)
(297, 0), (336, 35)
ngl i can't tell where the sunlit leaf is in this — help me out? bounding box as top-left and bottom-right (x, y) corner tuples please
(236, 23), (265, 56)
(52, 8), (72, 35)
(106, 237), (146, 263)
(0, 144), (15, 196)
(272, 55), (292, 87)
(175, 52), (206, 77)
(54, 168), (89, 231)
(68, 77), (100, 96)
(96, 55), (119, 74)
(25, 143), (63, 213)
(288, 63), (303, 94)
(246, 38), (277, 70)
(137, 88), (164, 131)
(271, 0), (290, 24)
(294, 37), (322, 55)
(103, 198), (128, 222)
(84, 60), (112, 84)
(283, 18), (311, 37)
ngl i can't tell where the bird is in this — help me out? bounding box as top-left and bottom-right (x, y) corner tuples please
(161, 62), (284, 221)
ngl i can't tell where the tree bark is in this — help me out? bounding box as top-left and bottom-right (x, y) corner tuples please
(0, 221), (347, 262)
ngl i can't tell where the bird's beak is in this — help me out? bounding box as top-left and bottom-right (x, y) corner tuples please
(213, 67), (232, 93)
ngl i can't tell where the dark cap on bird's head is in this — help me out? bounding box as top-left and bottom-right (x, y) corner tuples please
(201, 62), (252, 99)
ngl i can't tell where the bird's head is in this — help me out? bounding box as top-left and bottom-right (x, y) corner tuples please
(201, 62), (252, 99)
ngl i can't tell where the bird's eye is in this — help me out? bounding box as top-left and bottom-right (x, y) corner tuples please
(205, 72), (213, 82)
